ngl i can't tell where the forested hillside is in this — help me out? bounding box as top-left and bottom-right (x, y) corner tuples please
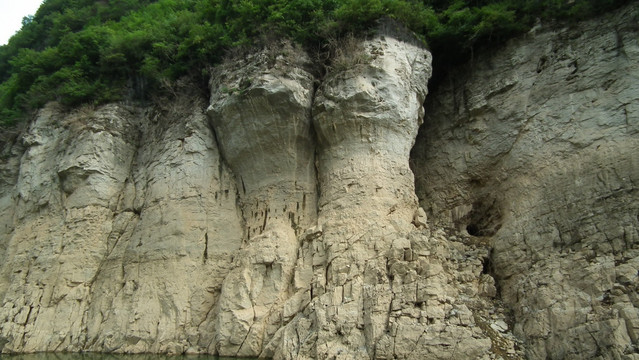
(0, 0), (630, 125)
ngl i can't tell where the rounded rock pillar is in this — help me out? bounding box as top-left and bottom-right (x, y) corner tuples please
(207, 42), (317, 357)
(309, 26), (432, 358)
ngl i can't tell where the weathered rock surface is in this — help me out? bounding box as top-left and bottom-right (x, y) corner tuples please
(412, 4), (639, 359)
(0, 5), (637, 359)
(259, 24), (506, 360)
(0, 97), (243, 354)
(207, 42), (318, 357)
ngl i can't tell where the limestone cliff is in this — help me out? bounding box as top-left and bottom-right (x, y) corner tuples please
(0, 6), (637, 360)
(0, 97), (244, 353)
(412, 4), (639, 359)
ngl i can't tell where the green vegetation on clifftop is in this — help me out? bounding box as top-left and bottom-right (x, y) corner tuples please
(0, 0), (631, 125)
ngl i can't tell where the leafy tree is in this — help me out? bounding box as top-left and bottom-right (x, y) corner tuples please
(0, 0), (632, 125)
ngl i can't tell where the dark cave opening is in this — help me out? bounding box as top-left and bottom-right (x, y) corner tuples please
(481, 255), (491, 275)
(467, 223), (480, 237)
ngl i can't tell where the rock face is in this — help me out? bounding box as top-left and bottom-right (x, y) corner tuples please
(280, 29), (496, 360)
(0, 6), (637, 360)
(0, 98), (243, 354)
(412, 4), (639, 360)
(207, 42), (318, 357)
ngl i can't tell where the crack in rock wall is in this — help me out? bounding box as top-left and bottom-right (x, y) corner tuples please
(412, 4), (639, 359)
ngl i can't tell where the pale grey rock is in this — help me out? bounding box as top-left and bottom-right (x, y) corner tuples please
(84, 97), (242, 354)
(491, 320), (509, 333)
(413, 207), (428, 229)
(207, 41), (318, 357)
(0, 96), (242, 354)
(0, 127), (25, 302)
(0, 5), (636, 359)
(0, 104), (139, 353)
(262, 23), (498, 360)
(412, 3), (639, 359)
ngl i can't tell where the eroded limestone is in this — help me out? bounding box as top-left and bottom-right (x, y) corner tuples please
(0, 6), (636, 359)
(207, 41), (318, 357)
(412, 4), (639, 359)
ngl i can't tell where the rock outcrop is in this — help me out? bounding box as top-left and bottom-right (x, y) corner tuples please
(205, 29), (501, 359)
(0, 5), (637, 359)
(412, 4), (639, 359)
(273, 29), (498, 360)
(207, 42), (318, 357)
(0, 97), (243, 354)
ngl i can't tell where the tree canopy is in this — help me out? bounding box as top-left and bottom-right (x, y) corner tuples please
(0, 0), (631, 125)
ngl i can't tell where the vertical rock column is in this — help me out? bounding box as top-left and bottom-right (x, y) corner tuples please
(0, 104), (139, 352)
(207, 42), (317, 357)
(310, 29), (431, 358)
(83, 96), (243, 354)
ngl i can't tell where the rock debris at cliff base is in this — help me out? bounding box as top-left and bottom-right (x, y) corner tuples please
(0, 5), (638, 360)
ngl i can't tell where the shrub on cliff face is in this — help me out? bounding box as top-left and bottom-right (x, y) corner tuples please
(0, 0), (631, 126)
